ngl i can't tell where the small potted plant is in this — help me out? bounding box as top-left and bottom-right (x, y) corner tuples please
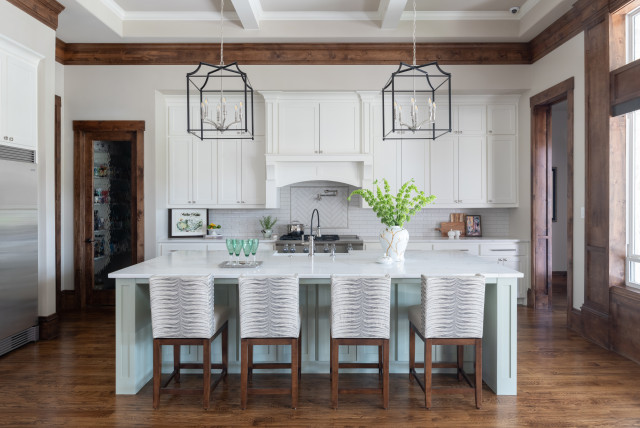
(259, 215), (277, 238)
(348, 179), (435, 261)
(207, 222), (222, 236)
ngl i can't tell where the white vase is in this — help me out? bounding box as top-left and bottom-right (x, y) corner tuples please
(379, 226), (409, 261)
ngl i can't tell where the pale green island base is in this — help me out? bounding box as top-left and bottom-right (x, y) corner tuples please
(111, 250), (520, 396)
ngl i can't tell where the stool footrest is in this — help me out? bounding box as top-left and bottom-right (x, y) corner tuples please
(338, 363), (381, 369)
(338, 388), (382, 395)
(248, 387), (292, 395)
(250, 363), (292, 370)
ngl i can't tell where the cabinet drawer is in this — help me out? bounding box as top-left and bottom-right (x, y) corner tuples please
(433, 243), (479, 255)
(479, 243), (526, 256)
(407, 242), (433, 251)
(159, 243), (207, 255)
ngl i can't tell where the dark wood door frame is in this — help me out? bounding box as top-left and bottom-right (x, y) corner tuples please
(73, 121), (145, 307)
(529, 78), (575, 314)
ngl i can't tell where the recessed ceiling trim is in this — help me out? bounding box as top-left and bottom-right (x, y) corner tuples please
(518, 0), (541, 19)
(404, 11), (520, 21)
(99, 0), (126, 20)
(123, 11), (235, 22)
(379, 0), (408, 29)
(259, 11), (380, 21)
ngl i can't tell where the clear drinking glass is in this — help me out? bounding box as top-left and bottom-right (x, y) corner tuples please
(234, 239), (243, 265)
(242, 240), (252, 265)
(225, 239), (235, 265)
(250, 239), (259, 264)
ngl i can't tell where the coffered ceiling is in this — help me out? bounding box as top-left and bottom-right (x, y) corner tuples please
(56, 0), (576, 43)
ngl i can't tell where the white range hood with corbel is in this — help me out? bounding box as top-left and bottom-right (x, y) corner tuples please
(261, 91), (375, 208)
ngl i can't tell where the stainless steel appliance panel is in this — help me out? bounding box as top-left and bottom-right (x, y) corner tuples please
(0, 159), (38, 340)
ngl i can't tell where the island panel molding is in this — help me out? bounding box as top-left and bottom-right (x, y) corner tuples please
(6, 0), (65, 30)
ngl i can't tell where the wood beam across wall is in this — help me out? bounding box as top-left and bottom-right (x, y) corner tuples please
(56, 42), (532, 66)
(5, 0), (65, 30)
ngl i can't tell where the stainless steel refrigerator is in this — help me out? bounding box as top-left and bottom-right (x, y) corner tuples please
(0, 145), (39, 356)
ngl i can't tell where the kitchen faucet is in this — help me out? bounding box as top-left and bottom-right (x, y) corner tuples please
(309, 209), (321, 238)
(309, 209), (321, 257)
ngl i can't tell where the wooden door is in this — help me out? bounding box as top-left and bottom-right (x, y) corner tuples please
(73, 121), (144, 307)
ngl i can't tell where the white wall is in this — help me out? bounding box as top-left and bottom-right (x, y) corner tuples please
(552, 101), (568, 272)
(0, 2), (57, 317)
(61, 63), (530, 292)
(511, 33), (586, 309)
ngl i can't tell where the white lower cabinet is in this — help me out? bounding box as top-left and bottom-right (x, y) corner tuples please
(479, 242), (529, 303)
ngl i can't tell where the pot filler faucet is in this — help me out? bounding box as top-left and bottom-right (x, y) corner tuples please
(308, 209), (321, 257)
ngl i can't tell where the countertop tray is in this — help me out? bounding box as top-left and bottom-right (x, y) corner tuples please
(218, 261), (263, 268)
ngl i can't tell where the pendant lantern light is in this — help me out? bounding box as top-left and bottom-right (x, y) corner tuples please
(382, 0), (451, 140)
(186, 0), (254, 140)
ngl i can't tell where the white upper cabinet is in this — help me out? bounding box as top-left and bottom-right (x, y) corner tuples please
(429, 136), (456, 205)
(217, 137), (266, 206)
(401, 140), (428, 194)
(167, 136), (193, 206)
(0, 42), (39, 150)
(278, 102), (318, 154)
(192, 138), (217, 205)
(488, 104), (516, 135)
(457, 135), (486, 204)
(241, 138), (266, 205)
(455, 105), (486, 135)
(167, 136), (217, 206)
(487, 135), (517, 204)
(264, 92), (361, 155)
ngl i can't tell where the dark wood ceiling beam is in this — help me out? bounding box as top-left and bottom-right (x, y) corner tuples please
(57, 42), (531, 66)
(6, 0), (65, 31)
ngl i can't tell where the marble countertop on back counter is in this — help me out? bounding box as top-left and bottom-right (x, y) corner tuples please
(158, 238), (277, 244)
(360, 236), (529, 243)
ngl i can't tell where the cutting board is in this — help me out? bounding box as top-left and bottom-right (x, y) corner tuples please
(449, 213), (466, 222)
(439, 221), (466, 237)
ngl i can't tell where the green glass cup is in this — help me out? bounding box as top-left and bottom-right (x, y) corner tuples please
(242, 240), (252, 265)
(225, 239), (235, 265)
(233, 239), (243, 265)
(250, 239), (259, 264)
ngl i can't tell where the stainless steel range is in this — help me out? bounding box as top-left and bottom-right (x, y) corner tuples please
(275, 234), (363, 254)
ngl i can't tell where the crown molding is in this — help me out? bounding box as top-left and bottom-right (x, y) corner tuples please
(6, 0), (65, 30)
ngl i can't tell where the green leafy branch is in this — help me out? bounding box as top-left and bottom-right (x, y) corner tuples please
(348, 179), (436, 228)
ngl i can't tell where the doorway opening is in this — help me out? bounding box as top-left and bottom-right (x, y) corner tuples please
(529, 78), (574, 321)
(73, 121), (145, 307)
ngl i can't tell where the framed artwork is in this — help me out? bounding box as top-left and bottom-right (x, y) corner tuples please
(465, 215), (482, 237)
(168, 208), (208, 237)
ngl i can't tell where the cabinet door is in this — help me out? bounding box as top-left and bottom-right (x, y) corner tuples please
(372, 108), (400, 195)
(502, 257), (527, 299)
(487, 104), (516, 135)
(241, 137), (266, 205)
(319, 102), (359, 153)
(167, 137), (192, 205)
(457, 105), (486, 135)
(278, 102), (318, 154)
(457, 136), (486, 204)
(401, 140), (428, 192)
(429, 136), (456, 205)
(217, 140), (242, 205)
(487, 135), (517, 204)
(3, 54), (37, 147)
(192, 138), (217, 205)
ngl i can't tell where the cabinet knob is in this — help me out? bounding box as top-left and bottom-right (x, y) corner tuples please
(9, 137), (13, 141)
(488, 199), (493, 202)
(319, 150), (323, 154)
(242, 201), (245, 204)
(237, 201), (240, 204)
(489, 130), (493, 133)
(314, 150), (318, 154)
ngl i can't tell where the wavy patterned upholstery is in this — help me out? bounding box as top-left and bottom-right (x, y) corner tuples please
(238, 274), (300, 338)
(331, 275), (391, 339)
(150, 275), (223, 339)
(408, 275), (485, 339)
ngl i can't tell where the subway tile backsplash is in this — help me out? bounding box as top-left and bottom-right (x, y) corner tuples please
(208, 182), (511, 239)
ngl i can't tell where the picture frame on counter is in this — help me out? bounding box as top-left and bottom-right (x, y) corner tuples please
(465, 215), (482, 237)
(168, 208), (208, 238)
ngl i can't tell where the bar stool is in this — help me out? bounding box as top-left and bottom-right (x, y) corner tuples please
(330, 274), (391, 409)
(408, 275), (485, 409)
(238, 274), (301, 409)
(149, 274), (229, 410)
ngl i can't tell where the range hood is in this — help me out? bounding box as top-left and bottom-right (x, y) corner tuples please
(265, 154), (373, 208)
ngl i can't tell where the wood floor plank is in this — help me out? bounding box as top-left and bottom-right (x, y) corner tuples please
(1, 291), (640, 426)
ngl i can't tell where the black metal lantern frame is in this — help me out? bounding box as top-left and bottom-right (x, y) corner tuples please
(186, 61), (254, 140)
(382, 61), (451, 140)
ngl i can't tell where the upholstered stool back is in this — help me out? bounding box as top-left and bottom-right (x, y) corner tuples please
(238, 274), (300, 338)
(149, 275), (216, 339)
(420, 275), (485, 339)
(331, 275), (391, 339)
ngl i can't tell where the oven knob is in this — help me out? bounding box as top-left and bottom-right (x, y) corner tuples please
(290, 244), (296, 253)
(323, 244), (329, 253)
(303, 245), (309, 253)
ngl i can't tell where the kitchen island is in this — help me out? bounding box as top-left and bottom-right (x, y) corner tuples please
(109, 250), (523, 396)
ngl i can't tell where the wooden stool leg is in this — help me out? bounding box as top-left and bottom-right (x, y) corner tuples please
(475, 339), (482, 409)
(291, 338), (299, 409)
(382, 339), (389, 409)
(298, 330), (302, 379)
(241, 339), (249, 409)
(222, 323), (228, 378)
(248, 343), (254, 383)
(378, 345), (383, 376)
(153, 340), (161, 409)
(425, 339), (432, 409)
(409, 324), (415, 381)
(457, 345), (464, 381)
(173, 344), (181, 383)
(203, 339), (211, 409)
(331, 339), (339, 409)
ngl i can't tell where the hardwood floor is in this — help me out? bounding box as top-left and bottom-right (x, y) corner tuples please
(1, 303), (640, 426)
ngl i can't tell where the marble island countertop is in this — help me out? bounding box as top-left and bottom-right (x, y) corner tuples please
(109, 249), (524, 280)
